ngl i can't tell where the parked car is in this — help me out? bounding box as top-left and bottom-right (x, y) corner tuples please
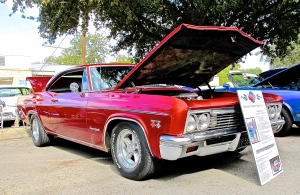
(0, 85), (30, 126)
(17, 24), (284, 180)
(223, 63), (300, 136)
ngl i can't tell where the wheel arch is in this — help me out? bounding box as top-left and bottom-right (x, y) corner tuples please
(103, 116), (153, 157)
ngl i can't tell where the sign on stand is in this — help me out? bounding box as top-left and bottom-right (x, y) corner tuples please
(237, 90), (283, 186)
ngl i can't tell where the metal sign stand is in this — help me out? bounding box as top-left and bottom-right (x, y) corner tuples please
(0, 105), (3, 129)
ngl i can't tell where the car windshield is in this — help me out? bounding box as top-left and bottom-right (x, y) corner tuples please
(231, 74), (262, 87)
(0, 88), (22, 97)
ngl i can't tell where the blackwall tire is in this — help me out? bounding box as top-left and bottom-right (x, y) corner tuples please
(274, 107), (293, 137)
(30, 115), (53, 147)
(111, 122), (159, 180)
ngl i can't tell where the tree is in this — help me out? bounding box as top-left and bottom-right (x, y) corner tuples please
(271, 34), (300, 68)
(43, 32), (110, 65)
(3, 0), (300, 62)
(112, 53), (134, 64)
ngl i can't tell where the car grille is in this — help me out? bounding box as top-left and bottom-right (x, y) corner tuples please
(208, 111), (245, 131)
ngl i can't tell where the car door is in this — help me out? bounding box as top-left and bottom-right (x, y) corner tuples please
(85, 65), (134, 146)
(47, 68), (90, 142)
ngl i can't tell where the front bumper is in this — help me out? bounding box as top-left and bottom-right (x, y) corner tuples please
(1, 107), (17, 121)
(160, 129), (247, 160)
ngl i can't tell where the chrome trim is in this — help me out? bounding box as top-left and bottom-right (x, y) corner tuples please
(86, 106), (168, 116)
(20, 104), (168, 116)
(55, 133), (105, 151)
(103, 117), (153, 156)
(184, 107), (244, 134)
(160, 128), (241, 146)
(159, 130), (244, 160)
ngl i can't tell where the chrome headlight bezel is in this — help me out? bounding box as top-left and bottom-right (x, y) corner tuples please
(184, 110), (211, 133)
(186, 114), (197, 133)
(266, 103), (282, 121)
(197, 113), (210, 131)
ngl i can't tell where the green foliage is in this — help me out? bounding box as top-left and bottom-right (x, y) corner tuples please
(240, 67), (262, 75)
(112, 53), (134, 64)
(271, 34), (300, 68)
(44, 32), (110, 65)
(3, 0), (300, 62)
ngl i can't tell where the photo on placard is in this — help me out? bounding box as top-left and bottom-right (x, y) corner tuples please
(246, 117), (260, 144)
(269, 155), (282, 175)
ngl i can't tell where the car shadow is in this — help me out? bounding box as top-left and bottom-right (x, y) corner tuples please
(287, 126), (300, 137)
(154, 149), (259, 184)
(45, 136), (259, 184)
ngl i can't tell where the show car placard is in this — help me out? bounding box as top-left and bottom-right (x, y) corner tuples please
(237, 90), (283, 186)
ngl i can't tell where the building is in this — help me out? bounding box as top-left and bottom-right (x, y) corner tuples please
(0, 55), (74, 86)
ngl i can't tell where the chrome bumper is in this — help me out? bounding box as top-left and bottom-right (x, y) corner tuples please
(1, 112), (16, 121)
(270, 119), (285, 127)
(159, 129), (246, 160)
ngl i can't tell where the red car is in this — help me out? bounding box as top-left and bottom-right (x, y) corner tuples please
(17, 24), (284, 180)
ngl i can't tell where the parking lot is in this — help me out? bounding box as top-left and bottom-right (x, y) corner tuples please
(1, 125), (300, 195)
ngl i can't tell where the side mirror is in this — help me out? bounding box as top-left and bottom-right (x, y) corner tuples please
(223, 83), (230, 89)
(70, 82), (79, 92)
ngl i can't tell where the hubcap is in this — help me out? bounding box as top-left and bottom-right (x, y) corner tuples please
(116, 129), (141, 169)
(31, 119), (39, 142)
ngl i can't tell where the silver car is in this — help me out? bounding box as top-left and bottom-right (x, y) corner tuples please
(0, 85), (30, 127)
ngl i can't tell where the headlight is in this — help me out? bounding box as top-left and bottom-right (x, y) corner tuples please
(266, 104), (281, 120)
(268, 106), (276, 119)
(186, 115), (197, 132)
(198, 113), (210, 131)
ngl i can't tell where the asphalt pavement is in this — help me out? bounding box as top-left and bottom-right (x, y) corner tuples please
(1, 125), (300, 195)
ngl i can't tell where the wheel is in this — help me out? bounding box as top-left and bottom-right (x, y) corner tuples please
(30, 115), (53, 147)
(111, 122), (159, 180)
(273, 107), (293, 137)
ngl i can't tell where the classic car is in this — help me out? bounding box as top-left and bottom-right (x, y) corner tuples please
(0, 85), (30, 126)
(223, 63), (300, 136)
(17, 24), (285, 180)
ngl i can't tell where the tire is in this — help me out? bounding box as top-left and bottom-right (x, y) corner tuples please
(111, 122), (159, 180)
(30, 115), (53, 147)
(274, 107), (293, 137)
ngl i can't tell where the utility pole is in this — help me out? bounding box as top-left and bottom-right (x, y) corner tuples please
(81, 33), (86, 65)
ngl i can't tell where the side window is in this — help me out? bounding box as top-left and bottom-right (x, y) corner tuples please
(48, 69), (84, 93)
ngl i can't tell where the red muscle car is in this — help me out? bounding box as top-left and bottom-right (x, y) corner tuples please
(17, 24), (284, 180)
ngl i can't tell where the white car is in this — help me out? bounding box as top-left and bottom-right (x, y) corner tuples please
(0, 85), (30, 127)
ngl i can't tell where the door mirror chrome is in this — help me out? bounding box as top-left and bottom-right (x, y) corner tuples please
(70, 82), (79, 92)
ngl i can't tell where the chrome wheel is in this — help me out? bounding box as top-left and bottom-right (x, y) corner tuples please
(116, 129), (141, 169)
(272, 124), (283, 134)
(31, 118), (40, 142)
(30, 115), (53, 147)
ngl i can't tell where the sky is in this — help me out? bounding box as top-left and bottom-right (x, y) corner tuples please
(0, 2), (270, 71)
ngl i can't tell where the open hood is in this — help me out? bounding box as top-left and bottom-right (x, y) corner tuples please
(116, 24), (263, 89)
(253, 62), (300, 87)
